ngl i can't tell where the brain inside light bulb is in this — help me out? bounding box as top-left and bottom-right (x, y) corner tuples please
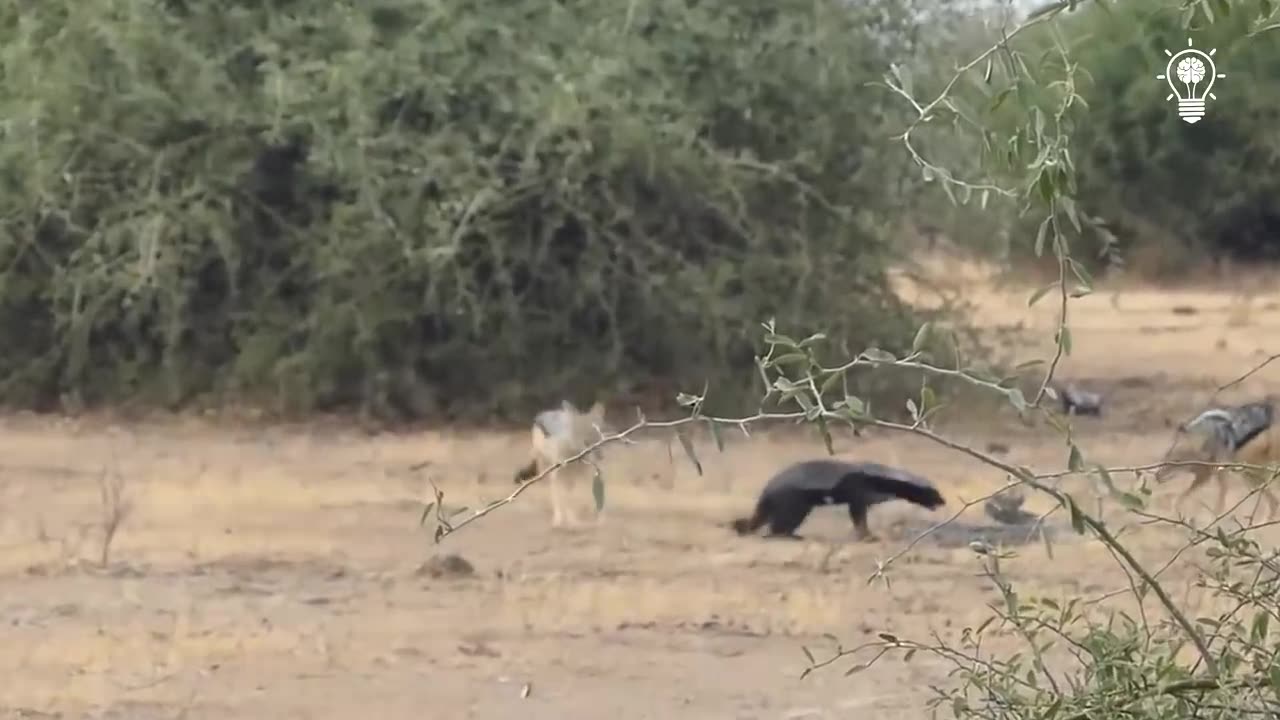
(1176, 56), (1206, 85)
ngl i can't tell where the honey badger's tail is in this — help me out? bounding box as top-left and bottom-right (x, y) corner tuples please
(730, 498), (770, 535)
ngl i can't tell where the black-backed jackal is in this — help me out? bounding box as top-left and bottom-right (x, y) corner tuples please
(511, 400), (609, 528)
(1155, 398), (1280, 518)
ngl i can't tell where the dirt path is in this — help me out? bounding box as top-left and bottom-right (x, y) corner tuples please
(1, 268), (1277, 719)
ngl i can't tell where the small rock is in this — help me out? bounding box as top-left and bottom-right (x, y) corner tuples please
(417, 553), (475, 579)
(985, 442), (1011, 455)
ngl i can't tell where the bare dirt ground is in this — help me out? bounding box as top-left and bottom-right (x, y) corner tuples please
(1, 260), (1278, 720)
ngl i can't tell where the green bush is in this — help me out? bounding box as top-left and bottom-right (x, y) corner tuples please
(0, 0), (934, 421)
(992, 0), (1280, 277)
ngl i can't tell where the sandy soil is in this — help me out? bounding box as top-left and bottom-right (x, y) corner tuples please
(1, 260), (1277, 720)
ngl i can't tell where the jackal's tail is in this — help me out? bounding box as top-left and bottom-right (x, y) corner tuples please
(512, 459), (539, 485)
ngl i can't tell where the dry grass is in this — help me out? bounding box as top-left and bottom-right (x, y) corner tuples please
(0, 259), (1278, 719)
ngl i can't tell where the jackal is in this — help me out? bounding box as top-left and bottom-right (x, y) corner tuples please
(511, 400), (609, 527)
(1155, 398), (1280, 518)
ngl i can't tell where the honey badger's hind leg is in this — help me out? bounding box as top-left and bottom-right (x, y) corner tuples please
(764, 491), (813, 540)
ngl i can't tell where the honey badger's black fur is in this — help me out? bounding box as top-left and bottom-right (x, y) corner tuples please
(731, 459), (946, 541)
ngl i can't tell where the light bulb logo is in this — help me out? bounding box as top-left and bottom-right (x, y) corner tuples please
(1156, 37), (1226, 124)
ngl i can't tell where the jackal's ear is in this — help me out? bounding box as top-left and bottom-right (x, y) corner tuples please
(587, 400), (606, 422)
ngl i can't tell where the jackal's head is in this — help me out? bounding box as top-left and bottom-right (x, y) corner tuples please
(549, 399), (610, 449)
(576, 400), (610, 442)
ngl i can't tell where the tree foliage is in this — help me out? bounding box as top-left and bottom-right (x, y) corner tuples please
(0, 0), (936, 420)
(930, 0), (1280, 277)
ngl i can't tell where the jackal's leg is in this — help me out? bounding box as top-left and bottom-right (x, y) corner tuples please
(557, 468), (581, 527)
(560, 471), (581, 527)
(1175, 468), (1213, 514)
(1248, 471), (1280, 521)
(1214, 471), (1230, 515)
(548, 469), (566, 527)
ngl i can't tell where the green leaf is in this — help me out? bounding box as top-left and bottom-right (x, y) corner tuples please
(1093, 464), (1116, 491)
(941, 179), (958, 206)
(820, 371), (843, 397)
(906, 398), (919, 421)
(920, 386), (938, 414)
(796, 392), (819, 417)
(1058, 325), (1073, 356)
(1270, 661), (1280, 704)
(1040, 520), (1056, 560)
(816, 414), (835, 456)
(418, 501), (436, 526)
(771, 352), (809, 368)
(990, 87), (1013, 112)
(763, 333), (798, 349)
(912, 322), (933, 354)
(1037, 170), (1055, 205)
(1006, 388), (1029, 413)
(592, 467), (606, 511)
(1059, 195), (1083, 233)
(675, 427), (703, 476)
(844, 661), (873, 676)
(708, 420), (725, 453)
(1027, 282), (1057, 307)
(889, 63), (913, 95)
(863, 348), (898, 363)
(1115, 491), (1145, 510)
(1065, 494), (1086, 535)
(1034, 216), (1052, 257)
(798, 332), (827, 349)
(1068, 444), (1085, 472)
(843, 395), (867, 417)
(983, 58), (993, 83)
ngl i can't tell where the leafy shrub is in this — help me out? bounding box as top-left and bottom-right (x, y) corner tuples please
(0, 0), (932, 420)
(993, 0), (1280, 277)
